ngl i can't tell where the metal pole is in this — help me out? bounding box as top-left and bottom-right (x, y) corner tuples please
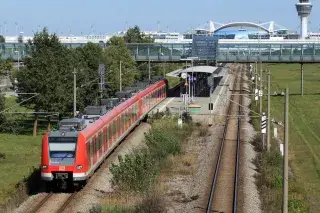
(148, 59), (151, 81)
(259, 66), (263, 113)
(73, 68), (77, 117)
(191, 59), (194, 102)
(255, 62), (258, 107)
(17, 52), (20, 72)
(188, 72), (191, 104)
(283, 87), (289, 213)
(100, 69), (103, 100)
(120, 60), (122, 91)
(267, 70), (271, 151)
(301, 63), (304, 96)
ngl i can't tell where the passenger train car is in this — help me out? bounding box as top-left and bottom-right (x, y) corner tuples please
(41, 79), (168, 188)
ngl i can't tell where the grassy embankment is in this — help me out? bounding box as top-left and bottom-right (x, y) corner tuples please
(0, 96), (45, 207)
(251, 63), (320, 212)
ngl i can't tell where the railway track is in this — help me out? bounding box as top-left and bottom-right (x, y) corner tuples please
(206, 65), (243, 213)
(29, 192), (77, 213)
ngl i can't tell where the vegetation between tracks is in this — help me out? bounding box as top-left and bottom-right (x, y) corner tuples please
(250, 63), (320, 212)
(94, 114), (194, 212)
(110, 115), (193, 193)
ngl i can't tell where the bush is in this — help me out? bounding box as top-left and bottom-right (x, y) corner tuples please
(145, 129), (181, 160)
(0, 152), (5, 160)
(0, 95), (5, 126)
(90, 204), (102, 213)
(288, 198), (309, 213)
(134, 194), (165, 213)
(250, 134), (263, 152)
(110, 150), (157, 193)
(0, 119), (23, 134)
(199, 125), (208, 137)
(110, 116), (194, 195)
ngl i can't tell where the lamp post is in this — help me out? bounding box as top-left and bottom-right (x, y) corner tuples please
(14, 51), (20, 72)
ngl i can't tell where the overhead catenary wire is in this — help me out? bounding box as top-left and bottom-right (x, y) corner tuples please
(0, 93), (39, 114)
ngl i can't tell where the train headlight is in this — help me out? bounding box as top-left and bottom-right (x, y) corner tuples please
(76, 165), (83, 170)
(41, 165), (48, 169)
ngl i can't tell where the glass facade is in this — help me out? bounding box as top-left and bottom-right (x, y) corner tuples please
(3, 41), (320, 62)
(217, 42), (320, 62)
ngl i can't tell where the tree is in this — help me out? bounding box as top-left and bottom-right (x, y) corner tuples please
(74, 43), (104, 108)
(103, 37), (138, 95)
(0, 58), (12, 77)
(0, 95), (5, 127)
(17, 28), (76, 135)
(0, 35), (5, 43)
(124, 26), (154, 43)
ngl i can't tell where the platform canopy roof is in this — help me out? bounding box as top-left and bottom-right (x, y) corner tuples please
(166, 66), (222, 78)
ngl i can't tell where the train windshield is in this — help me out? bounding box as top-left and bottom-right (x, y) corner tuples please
(48, 137), (77, 161)
(49, 137), (77, 143)
(50, 151), (75, 158)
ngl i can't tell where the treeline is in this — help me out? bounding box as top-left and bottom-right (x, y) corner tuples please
(0, 26), (181, 135)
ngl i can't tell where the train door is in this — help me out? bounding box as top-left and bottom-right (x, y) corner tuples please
(86, 141), (91, 168)
(109, 121), (113, 148)
(99, 131), (103, 158)
(117, 116), (121, 141)
(92, 136), (97, 165)
(104, 127), (108, 154)
(125, 109), (129, 130)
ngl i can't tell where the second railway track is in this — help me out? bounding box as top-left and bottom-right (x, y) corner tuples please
(206, 65), (244, 213)
(29, 192), (77, 213)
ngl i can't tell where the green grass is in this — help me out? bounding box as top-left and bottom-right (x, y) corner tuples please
(0, 96), (46, 205)
(3, 96), (59, 134)
(0, 134), (42, 205)
(257, 63), (320, 212)
(166, 76), (180, 89)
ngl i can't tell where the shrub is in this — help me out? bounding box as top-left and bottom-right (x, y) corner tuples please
(250, 134), (263, 152)
(110, 150), (157, 193)
(145, 129), (181, 160)
(89, 204), (102, 213)
(0, 119), (22, 134)
(0, 152), (5, 160)
(199, 125), (208, 137)
(110, 116), (194, 195)
(288, 198), (309, 213)
(102, 205), (134, 213)
(134, 194), (165, 213)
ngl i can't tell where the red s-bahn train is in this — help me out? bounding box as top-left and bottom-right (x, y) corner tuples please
(41, 79), (168, 187)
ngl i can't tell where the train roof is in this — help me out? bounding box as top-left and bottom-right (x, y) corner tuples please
(80, 80), (166, 140)
(47, 78), (166, 140)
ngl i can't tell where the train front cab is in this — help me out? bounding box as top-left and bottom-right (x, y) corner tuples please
(41, 131), (87, 188)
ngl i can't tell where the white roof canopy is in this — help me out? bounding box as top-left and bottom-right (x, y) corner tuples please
(166, 66), (222, 78)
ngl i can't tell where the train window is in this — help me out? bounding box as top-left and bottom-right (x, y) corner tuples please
(95, 136), (98, 152)
(100, 132), (103, 149)
(130, 107), (133, 122)
(104, 128), (107, 144)
(111, 119), (117, 141)
(93, 137), (96, 153)
(87, 142), (90, 161)
(120, 114), (124, 133)
(114, 118), (118, 138)
(90, 140), (93, 157)
(100, 133), (102, 149)
(109, 123), (113, 141)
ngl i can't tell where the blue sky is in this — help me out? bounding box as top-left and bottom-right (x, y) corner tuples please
(0, 0), (319, 35)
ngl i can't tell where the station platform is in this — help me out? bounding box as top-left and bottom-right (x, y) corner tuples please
(150, 66), (231, 116)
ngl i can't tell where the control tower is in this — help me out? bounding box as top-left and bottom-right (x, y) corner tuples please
(296, 0), (313, 39)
